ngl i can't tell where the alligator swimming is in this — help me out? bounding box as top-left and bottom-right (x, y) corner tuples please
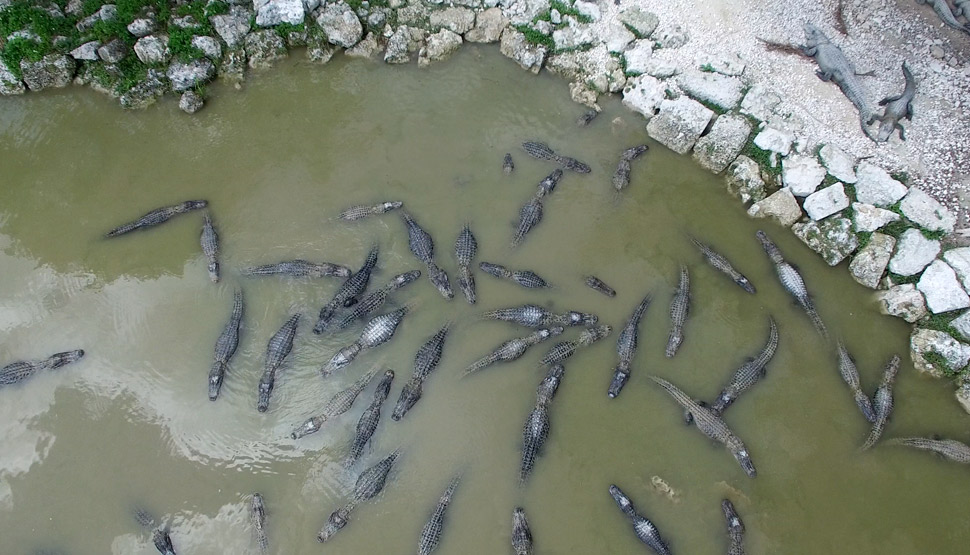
(455, 224), (478, 304)
(512, 195), (544, 248)
(479, 262), (550, 288)
(916, 0), (970, 34)
(403, 211), (435, 264)
(1, 349), (84, 387)
(313, 246), (379, 334)
(520, 364), (564, 483)
(689, 236), (756, 294)
(208, 289), (243, 401)
(391, 375), (423, 421)
(862, 354), (900, 450)
(608, 484), (672, 555)
(722, 499), (745, 555)
(585, 275), (617, 297)
(868, 62), (917, 142)
(482, 304), (597, 328)
(251, 493), (268, 554)
(521, 141), (591, 173)
(503, 153), (515, 175)
(535, 169), (564, 198)
(665, 265), (690, 358)
(318, 449), (401, 542)
(200, 211), (219, 282)
(257, 313), (299, 413)
(292, 369), (378, 439)
(417, 475), (462, 555)
(323, 308), (409, 376)
(464, 327), (564, 375)
(651, 376), (757, 477)
(512, 507), (533, 555)
(241, 260), (352, 279)
(608, 293), (652, 398)
(836, 340), (877, 423)
(105, 200), (207, 238)
(576, 109), (599, 126)
(756, 230), (827, 338)
(612, 145), (649, 191)
(801, 23), (875, 140)
(540, 324), (612, 365)
(335, 270), (421, 329)
(133, 509), (177, 555)
(886, 437), (970, 463)
(413, 324), (450, 381)
(426, 261), (455, 299)
(706, 317), (779, 418)
(346, 370), (395, 465)
(339, 201), (403, 221)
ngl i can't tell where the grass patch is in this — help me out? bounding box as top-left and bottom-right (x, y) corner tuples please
(923, 351), (961, 378)
(922, 228), (946, 241)
(274, 21), (305, 40)
(696, 97), (727, 116)
(921, 311), (963, 338)
(114, 55), (148, 92)
(890, 171), (910, 184)
(856, 230), (872, 250)
(842, 182), (857, 201)
(700, 63), (715, 73)
(514, 24), (554, 50)
(550, 0), (593, 24)
(881, 219), (911, 238)
(887, 272), (919, 285)
(0, 37), (48, 79)
(740, 140), (782, 185)
(168, 26), (205, 61)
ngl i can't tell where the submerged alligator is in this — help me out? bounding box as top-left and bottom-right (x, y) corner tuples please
(241, 260), (352, 279)
(576, 109), (599, 126)
(868, 62), (917, 142)
(690, 236), (756, 294)
(323, 307), (409, 376)
(608, 293), (652, 398)
(417, 475), (462, 555)
(347, 370), (395, 466)
(585, 275), (616, 297)
(335, 270), (421, 330)
(251, 493), (268, 554)
(292, 369), (378, 439)
(1, 349), (85, 387)
(511, 507), (534, 555)
(464, 327), (564, 376)
(208, 289), (243, 401)
(916, 0), (970, 35)
(862, 354), (901, 450)
(801, 23), (875, 140)
(392, 324), (450, 421)
(105, 200), (207, 238)
(479, 262), (549, 288)
(756, 230), (827, 338)
(612, 145), (649, 191)
(482, 304), (596, 328)
(318, 449), (401, 542)
(313, 246), (379, 334)
(339, 201), (403, 221)
(521, 141), (592, 174)
(608, 484), (672, 555)
(133, 509), (177, 555)
(836, 340), (877, 423)
(702, 317), (779, 419)
(503, 153), (515, 175)
(455, 224), (478, 304)
(520, 364), (564, 483)
(403, 211), (454, 299)
(886, 437), (970, 463)
(722, 499), (746, 555)
(665, 265), (690, 358)
(200, 211), (219, 282)
(540, 324), (612, 365)
(257, 313), (299, 413)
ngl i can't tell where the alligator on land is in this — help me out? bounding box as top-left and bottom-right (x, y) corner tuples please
(339, 201), (403, 221)
(417, 475), (462, 555)
(585, 275), (616, 297)
(520, 364), (564, 483)
(391, 324), (450, 421)
(886, 437), (970, 463)
(665, 265), (690, 358)
(1, 349), (85, 387)
(292, 370), (378, 439)
(208, 289), (243, 401)
(479, 262), (550, 288)
(105, 200), (207, 237)
(511, 507), (534, 555)
(322, 307), (409, 376)
(689, 235), (756, 294)
(251, 493), (268, 554)
(862, 355), (901, 450)
(241, 260), (352, 279)
(464, 327), (564, 376)
(836, 340), (877, 423)
(318, 449), (401, 542)
(257, 313), (299, 413)
(346, 370), (395, 466)
(200, 211), (219, 282)
(313, 246), (379, 334)
(608, 293), (652, 398)
(335, 270), (421, 330)
(916, 0), (970, 35)
(608, 484), (672, 555)
(455, 224), (478, 304)
(722, 499), (746, 555)
(868, 62), (917, 142)
(756, 230), (827, 338)
(482, 304), (597, 328)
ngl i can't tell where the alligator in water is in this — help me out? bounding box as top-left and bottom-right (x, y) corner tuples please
(862, 355), (901, 450)
(521, 141), (592, 173)
(390, 324), (451, 420)
(313, 246), (379, 334)
(339, 201), (403, 221)
(402, 211), (454, 299)
(292, 369), (378, 439)
(512, 195), (544, 248)
(479, 262), (550, 288)
(464, 327), (564, 375)
(756, 230), (827, 338)
(689, 235), (756, 294)
(455, 224), (478, 304)
(208, 289), (243, 401)
(576, 109), (599, 126)
(482, 304), (597, 328)
(612, 145), (649, 191)
(916, 0), (970, 34)
(257, 313), (299, 413)
(392, 375), (423, 421)
(836, 340), (877, 423)
(585, 275), (616, 297)
(241, 260), (352, 279)
(105, 200), (207, 238)
(608, 293), (652, 398)
(335, 270), (421, 330)
(251, 493), (268, 554)
(608, 484), (672, 555)
(503, 153), (515, 175)
(511, 507), (533, 555)
(540, 324), (612, 365)
(417, 475), (462, 555)
(200, 211), (219, 282)
(868, 62), (917, 142)
(520, 364), (564, 483)
(535, 169), (564, 198)
(722, 499), (745, 555)
(651, 376), (757, 478)
(886, 437), (970, 463)
(318, 449), (401, 542)
(665, 265), (690, 358)
(703, 317), (779, 419)
(346, 370), (395, 465)
(323, 308), (409, 376)
(1, 349), (84, 387)
(133, 509), (177, 555)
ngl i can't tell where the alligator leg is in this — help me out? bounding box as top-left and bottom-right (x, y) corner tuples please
(816, 70), (832, 82)
(801, 45), (817, 56)
(897, 124), (906, 141)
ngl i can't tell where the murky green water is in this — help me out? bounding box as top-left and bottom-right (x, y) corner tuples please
(1, 46), (968, 555)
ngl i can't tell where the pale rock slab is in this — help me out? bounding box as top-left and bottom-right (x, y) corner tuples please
(646, 96), (714, 155)
(910, 328), (970, 378)
(677, 69), (744, 111)
(725, 155), (766, 204)
(792, 216), (858, 266)
(753, 126), (794, 156)
(747, 188), (802, 227)
(899, 187), (956, 233)
(621, 74), (664, 119)
(852, 202), (900, 232)
(804, 183), (849, 220)
(876, 283), (927, 323)
(849, 233), (894, 288)
(854, 162), (907, 206)
(943, 248), (970, 292)
(782, 154), (826, 197)
(918, 260), (970, 314)
(818, 143), (857, 183)
(888, 229), (940, 276)
(692, 114), (751, 174)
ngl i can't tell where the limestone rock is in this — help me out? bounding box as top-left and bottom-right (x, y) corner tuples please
(792, 216), (858, 266)
(695, 52), (745, 76)
(119, 69), (167, 109)
(753, 126), (794, 156)
(418, 29), (462, 67)
(568, 81), (598, 108)
(97, 39), (128, 64)
(725, 155), (766, 204)
(192, 36), (223, 60)
(0, 58), (25, 95)
(245, 29), (287, 69)
(316, 2), (364, 48)
(552, 23), (595, 51)
(888, 229), (940, 277)
(643, 59), (678, 79)
(254, 0), (304, 27)
(622, 39), (653, 75)
(546, 45), (624, 94)
(465, 7), (505, 43)
(918, 260), (970, 314)
(134, 35), (170, 65)
(899, 187), (956, 234)
(179, 90), (204, 113)
(646, 96), (714, 155)
(127, 16), (156, 38)
(740, 84), (782, 122)
(20, 54), (75, 91)
(910, 328), (970, 378)
(804, 183), (849, 220)
(943, 248), (970, 292)
(619, 7), (659, 38)
(849, 233), (894, 288)
(605, 21), (635, 53)
(499, 28), (546, 74)
(677, 70), (744, 111)
(854, 163), (907, 207)
(747, 188), (802, 227)
(621, 73), (664, 119)
(70, 41), (101, 61)
(343, 33), (377, 59)
(211, 7), (253, 49)
(430, 7), (475, 34)
(852, 202), (900, 232)
(654, 24), (688, 48)
(167, 58), (216, 91)
(956, 382), (970, 415)
(877, 284), (927, 323)
(573, 1), (600, 21)
(170, 15), (199, 29)
(397, 4), (431, 26)
(818, 143), (857, 183)
(950, 312), (970, 341)
(692, 114), (751, 174)
(219, 49), (247, 82)
(385, 27), (414, 64)
(76, 4), (117, 32)
(782, 154), (826, 197)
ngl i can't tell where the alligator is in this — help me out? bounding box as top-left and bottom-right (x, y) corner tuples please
(651, 376), (757, 477)
(1, 349), (85, 387)
(318, 449), (401, 542)
(208, 289), (243, 401)
(801, 23), (876, 140)
(257, 313), (299, 413)
(251, 493), (268, 554)
(867, 62), (917, 142)
(464, 327), (564, 375)
(313, 246), (379, 334)
(391, 375), (423, 421)
(426, 260), (455, 299)
(520, 364), (564, 483)
(455, 224), (478, 304)
(346, 370), (395, 465)
(916, 0), (970, 34)
(292, 369), (378, 439)
(585, 275), (616, 297)
(413, 324), (450, 381)
(479, 261), (550, 288)
(862, 354), (900, 450)
(105, 200), (207, 238)
(704, 317), (779, 419)
(335, 270), (421, 329)
(608, 484), (672, 555)
(957, 0), (970, 18)
(511, 507), (533, 555)
(417, 475), (462, 555)
(612, 145), (649, 191)
(535, 362), (565, 406)
(608, 293), (652, 398)
(503, 153), (515, 175)
(133, 509), (177, 555)
(521, 141), (592, 173)
(403, 211), (435, 264)
(200, 211), (219, 282)
(722, 499), (745, 555)
(512, 195), (544, 248)
(689, 236), (756, 294)
(482, 304), (597, 328)
(241, 260), (352, 279)
(665, 265), (690, 358)
(576, 109), (599, 126)
(756, 230), (827, 338)
(836, 341), (877, 423)
(535, 169), (564, 198)
(886, 437), (970, 463)
(539, 324), (612, 365)
(339, 201), (403, 221)
(323, 308), (409, 376)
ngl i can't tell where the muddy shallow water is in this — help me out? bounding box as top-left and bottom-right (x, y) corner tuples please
(1, 46), (969, 554)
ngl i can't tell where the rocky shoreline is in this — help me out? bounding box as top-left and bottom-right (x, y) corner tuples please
(4, 0), (970, 411)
